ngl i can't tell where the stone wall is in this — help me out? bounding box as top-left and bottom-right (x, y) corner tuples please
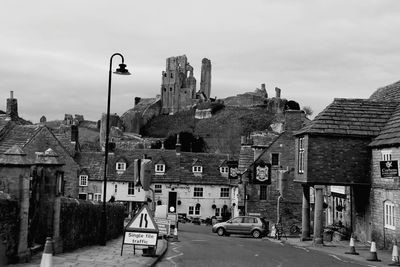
(23, 128), (80, 198)
(367, 147), (400, 248)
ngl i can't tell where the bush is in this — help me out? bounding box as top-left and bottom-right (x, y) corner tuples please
(0, 198), (19, 263)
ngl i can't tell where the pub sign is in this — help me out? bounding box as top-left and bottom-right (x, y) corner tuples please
(227, 160), (239, 179)
(380, 160), (399, 178)
(252, 160), (271, 184)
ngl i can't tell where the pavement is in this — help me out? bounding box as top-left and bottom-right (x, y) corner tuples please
(267, 235), (398, 267)
(8, 235), (168, 267)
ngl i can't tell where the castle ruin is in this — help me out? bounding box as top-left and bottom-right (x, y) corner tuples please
(160, 55), (211, 115)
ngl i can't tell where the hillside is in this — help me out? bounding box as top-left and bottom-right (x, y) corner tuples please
(141, 105), (278, 157)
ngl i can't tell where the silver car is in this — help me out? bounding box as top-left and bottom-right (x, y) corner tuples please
(212, 216), (268, 238)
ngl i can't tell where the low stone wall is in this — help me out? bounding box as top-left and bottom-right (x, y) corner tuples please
(60, 197), (125, 252)
(0, 197), (19, 264)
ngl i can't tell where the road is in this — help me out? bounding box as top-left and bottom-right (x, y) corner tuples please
(156, 223), (370, 267)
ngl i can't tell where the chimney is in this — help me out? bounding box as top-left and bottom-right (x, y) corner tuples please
(134, 97), (141, 106)
(176, 134), (181, 155)
(261, 83), (266, 91)
(71, 125), (79, 142)
(275, 87), (281, 98)
(6, 91), (18, 120)
(284, 110), (305, 132)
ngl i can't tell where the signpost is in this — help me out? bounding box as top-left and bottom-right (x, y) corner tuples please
(121, 204), (159, 256)
(155, 218), (170, 237)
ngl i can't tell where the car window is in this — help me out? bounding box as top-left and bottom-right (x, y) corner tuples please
(231, 217), (243, 224)
(243, 217), (256, 223)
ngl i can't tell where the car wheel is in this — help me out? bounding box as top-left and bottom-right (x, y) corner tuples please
(252, 230), (261, 238)
(217, 227), (225, 236)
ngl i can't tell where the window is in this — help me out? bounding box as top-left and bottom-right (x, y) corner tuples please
(195, 204), (200, 215)
(94, 193), (102, 202)
(243, 217), (257, 223)
(192, 166), (203, 173)
(382, 150), (392, 161)
(155, 184), (162, 194)
(78, 193), (87, 200)
(271, 153), (280, 166)
(385, 201), (395, 230)
(88, 193), (93, 200)
(155, 164), (165, 173)
(220, 167), (229, 174)
(79, 175), (88, 186)
(170, 73), (173, 78)
(116, 162), (126, 172)
(220, 188), (229, 198)
(260, 185), (267, 200)
(298, 137), (305, 174)
(193, 187), (203, 197)
(188, 206), (194, 215)
(128, 182), (135, 195)
(114, 184), (118, 193)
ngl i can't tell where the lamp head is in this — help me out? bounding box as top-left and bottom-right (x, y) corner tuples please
(114, 63), (131, 75)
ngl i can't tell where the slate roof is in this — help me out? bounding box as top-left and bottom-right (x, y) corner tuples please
(0, 124), (43, 154)
(294, 98), (398, 137)
(77, 149), (232, 185)
(369, 104), (400, 147)
(369, 80), (400, 102)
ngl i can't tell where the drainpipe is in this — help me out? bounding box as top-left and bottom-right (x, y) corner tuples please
(277, 194), (283, 223)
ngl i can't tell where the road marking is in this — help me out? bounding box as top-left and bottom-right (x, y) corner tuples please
(191, 239), (206, 242)
(167, 243), (184, 267)
(294, 246), (309, 252)
(254, 254), (259, 257)
(328, 254), (350, 263)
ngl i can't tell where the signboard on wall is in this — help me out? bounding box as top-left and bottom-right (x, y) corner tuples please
(380, 160), (399, 178)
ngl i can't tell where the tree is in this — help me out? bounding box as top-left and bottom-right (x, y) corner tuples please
(302, 106), (313, 117)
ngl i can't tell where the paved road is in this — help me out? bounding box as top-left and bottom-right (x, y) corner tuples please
(157, 223), (371, 267)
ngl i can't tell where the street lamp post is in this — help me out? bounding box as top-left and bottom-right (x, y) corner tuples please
(100, 53), (130, 246)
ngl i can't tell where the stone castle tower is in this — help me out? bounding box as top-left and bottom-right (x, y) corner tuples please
(200, 58), (211, 99)
(161, 55), (196, 114)
(160, 55), (212, 115)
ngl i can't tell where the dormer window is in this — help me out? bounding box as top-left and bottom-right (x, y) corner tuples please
(193, 166), (203, 173)
(155, 164), (165, 173)
(220, 167), (228, 174)
(116, 162), (126, 174)
(79, 175), (88, 187)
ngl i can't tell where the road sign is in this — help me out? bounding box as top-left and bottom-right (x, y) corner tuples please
(125, 204), (158, 232)
(155, 218), (170, 236)
(124, 231), (158, 246)
(121, 204), (159, 256)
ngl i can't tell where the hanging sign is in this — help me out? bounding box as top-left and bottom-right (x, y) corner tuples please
(227, 160), (239, 179)
(252, 160), (271, 184)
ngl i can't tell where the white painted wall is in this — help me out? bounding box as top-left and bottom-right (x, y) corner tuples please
(150, 183), (236, 220)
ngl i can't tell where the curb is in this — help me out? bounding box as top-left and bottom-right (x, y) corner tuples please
(148, 239), (169, 267)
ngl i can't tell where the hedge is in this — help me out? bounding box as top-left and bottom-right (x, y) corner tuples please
(60, 197), (125, 251)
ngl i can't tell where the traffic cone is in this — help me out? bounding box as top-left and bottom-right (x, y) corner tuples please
(390, 240), (400, 266)
(40, 237), (53, 267)
(171, 226), (179, 242)
(366, 241), (380, 262)
(345, 234), (359, 255)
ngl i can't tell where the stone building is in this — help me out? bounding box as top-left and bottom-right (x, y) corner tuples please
(293, 80), (400, 247)
(237, 110), (308, 230)
(161, 55), (212, 115)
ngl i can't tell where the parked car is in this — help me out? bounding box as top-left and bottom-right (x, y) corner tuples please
(192, 217), (201, 225)
(212, 216), (268, 238)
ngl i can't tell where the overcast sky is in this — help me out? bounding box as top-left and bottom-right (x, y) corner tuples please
(1, 0), (399, 123)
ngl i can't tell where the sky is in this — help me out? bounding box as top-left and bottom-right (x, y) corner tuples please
(1, 0), (399, 123)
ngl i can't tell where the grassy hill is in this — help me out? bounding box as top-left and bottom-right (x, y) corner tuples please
(141, 105), (277, 157)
